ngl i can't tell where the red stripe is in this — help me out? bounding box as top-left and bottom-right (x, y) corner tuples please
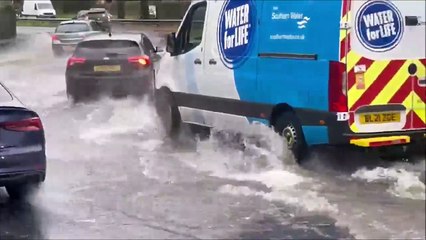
(342, 0), (350, 15)
(340, 38), (347, 59)
(420, 59), (426, 66)
(340, 0), (351, 59)
(412, 76), (426, 102)
(369, 139), (407, 147)
(388, 76), (411, 104)
(403, 111), (411, 130)
(347, 57), (374, 89)
(340, 33), (352, 60)
(351, 60), (405, 110)
(412, 110), (425, 129)
(349, 112), (355, 125)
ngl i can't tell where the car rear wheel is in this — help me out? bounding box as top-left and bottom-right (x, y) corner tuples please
(6, 182), (41, 201)
(273, 112), (308, 163)
(52, 48), (64, 57)
(66, 80), (84, 103)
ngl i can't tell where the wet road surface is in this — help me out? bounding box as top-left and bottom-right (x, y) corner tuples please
(0, 27), (425, 239)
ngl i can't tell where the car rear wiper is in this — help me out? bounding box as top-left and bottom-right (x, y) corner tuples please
(105, 52), (127, 58)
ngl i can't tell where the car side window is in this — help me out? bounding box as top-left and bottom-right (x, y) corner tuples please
(141, 34), (155, 54)
(175, 2), (206, 54)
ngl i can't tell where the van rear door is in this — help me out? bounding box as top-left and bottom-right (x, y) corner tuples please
(347, 0), (425, 133)
(407, 3), (426, 130)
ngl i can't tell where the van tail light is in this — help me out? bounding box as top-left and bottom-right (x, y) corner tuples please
(128, 55), (151, 69)
(51, 34), (60, 44)
(329, 61), (348, 112)
(67, 56), (86, 67)
(0, 117), (43, 132)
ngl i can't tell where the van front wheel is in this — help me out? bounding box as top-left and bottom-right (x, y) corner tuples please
(273, 112), (307, 163)
(155, 89), (181, 139)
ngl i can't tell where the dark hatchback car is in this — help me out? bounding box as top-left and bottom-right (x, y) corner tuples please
(0, 82), (46, 200)
(65, 33), (162, 102)
(74, 8), (112, 32)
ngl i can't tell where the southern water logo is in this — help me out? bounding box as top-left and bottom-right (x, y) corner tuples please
(217, 0), (256, 69)
(355, 0), (404, 52)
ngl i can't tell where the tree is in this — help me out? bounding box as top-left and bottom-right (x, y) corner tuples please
(140, 0), (149, 19)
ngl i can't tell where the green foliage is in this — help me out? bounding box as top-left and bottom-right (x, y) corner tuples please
(0, 5), (17, 40)
(149, 1), (190, 19)
(52, 0), (96, 14)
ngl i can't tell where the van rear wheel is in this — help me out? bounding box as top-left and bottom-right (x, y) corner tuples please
(273, 112), (307, 163)
(155, 89), (181, 139)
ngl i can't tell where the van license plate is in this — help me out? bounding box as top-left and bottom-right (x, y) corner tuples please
(359, 112), (400, 124)
(94, 65), (121, 72)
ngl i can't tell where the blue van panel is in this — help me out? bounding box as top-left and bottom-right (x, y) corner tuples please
(302, 126), (329, 145)
(256, 59), (330, 110)
(257, 0), (342, 61)
(232, 0), (342, 106)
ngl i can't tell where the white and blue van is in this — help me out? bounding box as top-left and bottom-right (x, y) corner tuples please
(154, 0), (426, 161)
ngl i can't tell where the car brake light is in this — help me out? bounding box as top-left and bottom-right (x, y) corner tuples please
(51, 34), (60, 44)
(67, 57), (86, 67)
(329, 61), (348, 112)
(128, 55), (151, 68)
(0, 117), (43, 132)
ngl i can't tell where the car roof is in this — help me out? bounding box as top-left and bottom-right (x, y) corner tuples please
(59, 20), (92, 25)
(82, 33), (143, 43)
(88, 8), (108, 13)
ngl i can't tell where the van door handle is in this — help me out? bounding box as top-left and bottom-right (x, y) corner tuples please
(194, 58), (202, 65)
(209, 59), (217, 65)
(405, 16), (425, 26)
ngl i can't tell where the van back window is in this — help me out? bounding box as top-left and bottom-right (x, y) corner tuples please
(56, 23), (90, 33)
(74, 40), (142, 57)
(37, 3), (53, 9)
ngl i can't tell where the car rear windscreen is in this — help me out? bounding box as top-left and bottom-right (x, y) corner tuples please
(0, 83), (13, 102)
(75, 40), (143, 57)
(56, 23), (90, 33)
(88, 12), (107, 19)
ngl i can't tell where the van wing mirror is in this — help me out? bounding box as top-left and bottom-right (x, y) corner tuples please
(155, 46), (164, 53)
(166, 32), (177, 56)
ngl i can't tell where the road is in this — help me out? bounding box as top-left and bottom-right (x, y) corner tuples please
(0, 27), (425, 239)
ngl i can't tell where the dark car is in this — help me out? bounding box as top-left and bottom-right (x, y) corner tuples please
(51, 20), (104, 57)
(0, 82), (46, 200)
(74, 8), (112, 32)
(65, 33), (162, 102)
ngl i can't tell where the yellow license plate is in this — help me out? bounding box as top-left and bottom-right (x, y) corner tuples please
(94, 65), (121, 72)
(359, 112), (401, 124)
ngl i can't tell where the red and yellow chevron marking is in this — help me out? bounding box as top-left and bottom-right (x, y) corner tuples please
(339, 0), (426, 133)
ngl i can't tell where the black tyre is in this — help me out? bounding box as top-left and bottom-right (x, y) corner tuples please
(155, 88), (181, 139)
(53, 48), (63, 58)
(273, 112), (307, 163)
(66, 82), (82, 104)
(6, 182), (40, 201)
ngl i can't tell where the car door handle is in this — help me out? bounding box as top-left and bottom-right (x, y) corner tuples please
(194, 58), (202, 65)
(209, 59), (217, 65)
